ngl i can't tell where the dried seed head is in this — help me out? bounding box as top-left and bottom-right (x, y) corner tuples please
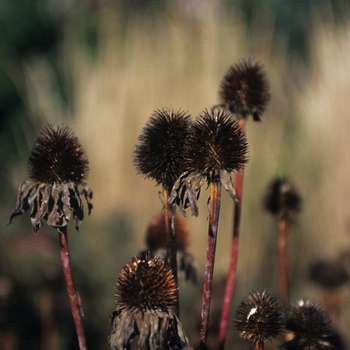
(134, 108), (191, 190)
(115, 251), (178, 312)
(308, 258), (350, 289)
(145, 212), (190, 252)
(8, 124), (93, 233)
(263, 176), (302, 220)
(283, 300), (334, 350)
(110, 252), (189, 350)
(28, 124), (89, 183)
(219, 59), (270, 121)
(233, 290), (285, 345)
(186, 108), (248, 178)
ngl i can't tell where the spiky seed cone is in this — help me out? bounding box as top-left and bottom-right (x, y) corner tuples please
(115, 251), (178, 312)
(8, 124), (93, 232)
(283, 300), (334, 350)
(186, 108), (248, 179)
(233, 290), (285, 345)
(308, 258), (349, 289)
(28, 124), (89, 183)
(263, 176), (302, 220)
(219, 59), (270, 121)
(134, 108), (191, 190)
(145, 212), (190, 252)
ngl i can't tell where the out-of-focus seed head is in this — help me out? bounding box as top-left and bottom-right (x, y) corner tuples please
(145, 212), (190, 252)
(219, 59), (271, 121)
(263, 176), (302, 220)
(8, 124), (93, 233)
(283, 300), (334, 350)
(134, 108), (191, 190)
(28, 124), (89, 183)
(308, 258), (350, 289)
(115, 251), (177, 312)
(186, 108), (248, 179)
(233, 290), (285, 346)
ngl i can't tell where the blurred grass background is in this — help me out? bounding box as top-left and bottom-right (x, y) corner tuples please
(1, 0), (350, 349)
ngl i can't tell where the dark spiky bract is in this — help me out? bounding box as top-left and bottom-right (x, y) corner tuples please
(282, 300), (334, 350)
(263, 176), (302, 220)
(109, 252), (189, 350)
(219, 59), (271, 121)
(134, 108), (191, 190)
(308, 258), (349, 289)
(115, 251), (177, 311)
(186, 108), (248, 178)
(233, 290), (285, 346)
(8, 124), (93, 233)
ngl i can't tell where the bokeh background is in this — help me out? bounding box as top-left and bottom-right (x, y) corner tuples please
(1, 0), (350, 349)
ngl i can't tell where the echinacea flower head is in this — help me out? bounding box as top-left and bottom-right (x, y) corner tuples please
(218, 59), (271, 121)
(233, 290), (285, 346)
(109, 252), (189, 350)
(263, 176), (302, 220)
(169, 108), (248, 216)
(134, 108), (191, 190)
(282, 300), (334, 350)
(8, 124), (93, 233)
(308, 258), (349, 290)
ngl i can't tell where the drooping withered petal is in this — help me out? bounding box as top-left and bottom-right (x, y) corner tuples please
(133, 107), (192, 191)
(282, 300), (334, 350)
(233, 290), (285, 346)
(108, 252), (189, 350)
(8, 124), (93, 233)
(263, 176), (302, 220)
(169, 108), (249, 216)
(218, 59), (271, 121)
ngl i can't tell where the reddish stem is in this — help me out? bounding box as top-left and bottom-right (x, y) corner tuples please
(200, 180), (222, 350)
(278, 218), (289, 305)
(58, 227), (87, 350)
(163, 188), (179, 316)
(218, 119), (246, 350)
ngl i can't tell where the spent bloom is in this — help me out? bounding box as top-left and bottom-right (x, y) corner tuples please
(233, 290), (285, 346)
(133, 107), (191, 190)
(108, 252), (189, 350)
(169, 108), (248, 216)
(218, 59), (271, 121)
(263, 176), (302, 220)
(8, 124), (93, 233)
(282, 300), (334, 350)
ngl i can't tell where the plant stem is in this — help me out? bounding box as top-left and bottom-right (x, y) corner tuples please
(163, 187), (179, 316)
(200, 179), (222, 350)
(278, 217), (289, 305)
(254, 341), (264, 350)
(58, 226), (87, 350)
(218, 119), (246, 350)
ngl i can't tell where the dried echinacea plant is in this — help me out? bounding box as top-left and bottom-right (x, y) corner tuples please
(218, 59), (271, 122)
(170, 108), (248, 349)
(145, 212), (197, 283)
(233, 290), (285, 350)
(308, 257), (349, 325)
(8, 124), (92, 350)
(108, 252), (189, 350)
(134, 107), (191, 315)
(282, 300), (334, 350)
(263, 176), (302, 306)
(217, 59), (271, 350)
